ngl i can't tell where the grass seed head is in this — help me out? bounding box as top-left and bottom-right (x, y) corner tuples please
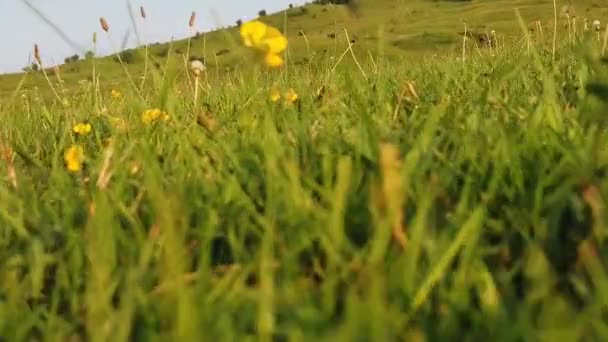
(190, 59), (206, 76)
(100, 17), (109, 32)
(34, 44), (41, 64)
(189, 11), (197, 28)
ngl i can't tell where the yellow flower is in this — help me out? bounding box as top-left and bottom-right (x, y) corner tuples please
(240, 20), (287, 68)
(261, 26), (288, 54)
(64, 145), (84, 172)
(73, 123), (92, 136)
(284, 88), (299, 104)
(111, 89), (122, 99)
(110, 117), (128, 131)
(240, 20), (268, 48)
(141, 108), (169, 124)
(265, 53), (284, 67)
(270, 87), (281, 102)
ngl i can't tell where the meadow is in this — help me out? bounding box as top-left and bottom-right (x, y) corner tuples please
(2, 0), (608, 340)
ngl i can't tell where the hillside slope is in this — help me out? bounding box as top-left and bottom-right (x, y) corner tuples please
(1, 0), (607, 95)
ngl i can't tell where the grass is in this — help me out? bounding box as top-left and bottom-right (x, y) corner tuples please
(2, 0), (608, 340)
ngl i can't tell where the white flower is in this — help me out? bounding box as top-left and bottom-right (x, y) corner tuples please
(189, 59), (206, 76)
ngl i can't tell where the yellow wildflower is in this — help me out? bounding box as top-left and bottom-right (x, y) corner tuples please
(240, 20), (287, 68)
(141, 108), (169, 124)
(265, 53), (284, 67)
(111, 89), (122, 99)
(73, 123), (92, 136)
(64, 145), (84, 172)
(240, 20), (268, 48)
(284, 88), (299, 104)
(261, 26), (288, 54)
(270, 87), (281, 102)
(110, 117), (128, 131)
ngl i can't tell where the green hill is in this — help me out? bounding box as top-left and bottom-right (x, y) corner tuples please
(2, 0), (607, 97)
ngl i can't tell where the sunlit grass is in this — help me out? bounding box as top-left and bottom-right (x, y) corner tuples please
(2, 1), (608, 340)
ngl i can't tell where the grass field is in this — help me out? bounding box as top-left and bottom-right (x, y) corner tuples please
(3, 0), (608, 340)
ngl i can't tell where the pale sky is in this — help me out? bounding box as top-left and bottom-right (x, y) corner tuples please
(0, 0), (305, 73)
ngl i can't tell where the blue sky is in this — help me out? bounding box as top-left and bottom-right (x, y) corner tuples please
(0, 0), (304, 73)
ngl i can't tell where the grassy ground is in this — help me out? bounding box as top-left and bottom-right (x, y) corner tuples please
(2, 0), (608, 341)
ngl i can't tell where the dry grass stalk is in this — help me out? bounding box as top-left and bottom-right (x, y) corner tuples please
(462, 20), (468, 64)
(0, 143), (17, 189)
(371, 143), (408, 249)
(31, 44), (64, 103)
(392, 81), (419, 121)
(583, 185), (604, 219)
(552, 0), (557, 61)
(583, 185), (605, 239)
(151, 272), (200, 296)
(537, 20), (544, 43)
(602, 24), (608, 56)
(96, 147), (114, 190)
(566, 12), (572, 44)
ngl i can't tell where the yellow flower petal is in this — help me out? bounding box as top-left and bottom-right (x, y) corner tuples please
(284, 88), (299, 103)
(110, 117), (128, 132)
(264, 25), (283, 39)
(240, 20), (267, 48)
(64, 145), (84, 172)
(141, 108), (169, 124)
(270, 88), (281, 102)
(263, 35), (288, 54)
(265, 53), (284, 67)
(262, 27), (288, 53)
(73, 123), (92, 135)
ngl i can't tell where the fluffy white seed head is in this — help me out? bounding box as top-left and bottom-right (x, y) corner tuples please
(190, 59), (206, 76)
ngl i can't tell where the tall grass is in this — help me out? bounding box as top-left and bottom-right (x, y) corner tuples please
(1, 9), (608, 342)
